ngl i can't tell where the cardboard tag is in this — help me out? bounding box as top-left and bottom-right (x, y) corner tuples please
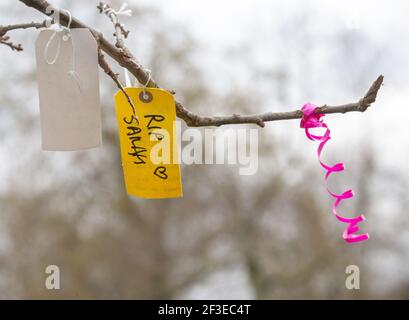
(35, 28), (101, 151)
(114, 88), (183, 199)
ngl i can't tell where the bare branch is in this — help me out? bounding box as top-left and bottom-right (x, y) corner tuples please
(316, 75), (384, 114)
(0, 20), (47, 51)
(0, 21), (47, 35)
(98, 49), (136, 116)
(0, 35), (23, 51)
(96, 2), (138, 116)
(15, 0), (383, 127)
(180, 75), (384, 128)
(97, 2), (130, 47)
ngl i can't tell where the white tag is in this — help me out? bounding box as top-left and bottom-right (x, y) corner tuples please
(35, 28), (102, 151)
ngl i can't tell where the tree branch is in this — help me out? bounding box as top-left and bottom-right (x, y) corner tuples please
(180, 75), (384, 128)
(8, 0), (383, 128)
(0, 20), (47, 51)
(96, 2), (136, 117)
(98, 49), (136, 116)
(0, 35), (23, 51)
(96, 2), (130, 48)
(0, 21), (47, 35)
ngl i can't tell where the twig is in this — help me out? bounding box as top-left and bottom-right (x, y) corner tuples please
(0, 21), (47, 35)
(0, 35), (23, 51)
(0, 20), (47, 51)
(96, 2), (136, 117)
(14, 0), (383, 128)
(179, 75), (385, 127)
(98, 49), (136, 116)
(97, 2), (130, 48)
(317, 74), (384, 113)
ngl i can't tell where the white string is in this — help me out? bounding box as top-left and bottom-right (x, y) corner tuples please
(104, 3), (133, 17)
(43, 9), (82, 92)
(102, 3), (151, 92)
(142, 69), (151, 93)
(114, 4), (134, 88)
(102, 3), (134, 87)
(124, 68), (132, 88)
(143, 70), (151, 87)
(43, 9), (72, 64)
(43, 31), (60, 64)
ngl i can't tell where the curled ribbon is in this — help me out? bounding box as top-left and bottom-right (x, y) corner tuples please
(300, 103), (369, 244)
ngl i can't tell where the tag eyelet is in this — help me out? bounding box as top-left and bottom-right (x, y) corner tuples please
(139, 90), (153, 103)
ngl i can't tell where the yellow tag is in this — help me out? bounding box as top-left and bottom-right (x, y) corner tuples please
(114, 88), (183, 199)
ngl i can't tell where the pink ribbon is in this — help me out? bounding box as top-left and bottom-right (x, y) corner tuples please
(300, 103), (369, 243)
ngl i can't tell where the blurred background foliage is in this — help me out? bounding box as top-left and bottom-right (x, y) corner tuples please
(0, 0), (408, 299)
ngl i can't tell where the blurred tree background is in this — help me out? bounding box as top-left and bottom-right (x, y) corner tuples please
(0, 0), (408, 299)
